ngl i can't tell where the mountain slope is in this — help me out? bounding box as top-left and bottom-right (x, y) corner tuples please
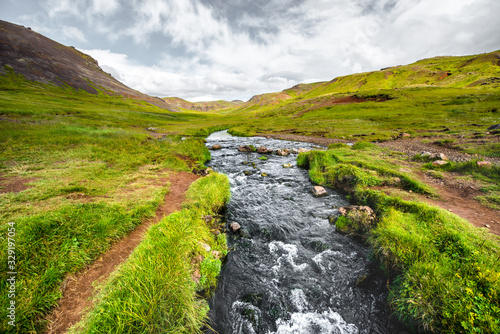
(0, 20), (171, 109)
(162, 96), (243, 111)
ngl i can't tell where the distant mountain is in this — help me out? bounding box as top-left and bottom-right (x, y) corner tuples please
(162, 96), (244, 111)
(0, 20), (171, 109)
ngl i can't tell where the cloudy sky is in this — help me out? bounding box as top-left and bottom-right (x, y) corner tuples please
(1, 0), (500, 101)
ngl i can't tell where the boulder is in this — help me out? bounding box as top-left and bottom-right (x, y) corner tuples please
(477, 161), (492, 167)
(429, 153), (447, 161)
(312, 186), (327, 197)
(336, 205), (376, 234)
(276, 149), (290, 156)
(211, 144), (222, 150)
(487, 124), (500, 130)
(229, 222), (241, 232)
(432, 160), (449, 166)
(238, 145), (255, 152)
(257, 146), (268, 154)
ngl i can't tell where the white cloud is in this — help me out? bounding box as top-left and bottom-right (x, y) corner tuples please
(10, 0), (500, 101)
(61, 26), (87, 43)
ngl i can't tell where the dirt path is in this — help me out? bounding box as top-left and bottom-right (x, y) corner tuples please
(44, 171), (199, 334)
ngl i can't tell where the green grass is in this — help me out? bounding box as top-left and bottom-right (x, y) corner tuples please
(298, 146), (500, 333)
(72, 173), (230, 334)
(0, 73), (219, 332)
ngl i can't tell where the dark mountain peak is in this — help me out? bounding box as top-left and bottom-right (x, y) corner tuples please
(0, 20), (171, 109)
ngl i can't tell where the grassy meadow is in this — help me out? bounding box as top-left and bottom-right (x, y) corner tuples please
(0, 50), (499, 333)
(297, 145), (500, 332)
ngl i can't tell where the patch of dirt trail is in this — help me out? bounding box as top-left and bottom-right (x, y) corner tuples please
(44, 171), (199, 334)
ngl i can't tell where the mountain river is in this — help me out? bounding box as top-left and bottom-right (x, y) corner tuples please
(205, 130), (408, 334)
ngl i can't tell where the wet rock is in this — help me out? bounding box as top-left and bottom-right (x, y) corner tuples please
(239, 145), (255, 152)
(230, 222), (241, 232)
(487, 124), (500, 130)
(276, 149), (290, 156)
(430, 153), (447, 161)
(211, 144), (222, 150)
(291, 148), (299, 154)
(257, 146), (268, 154)
(477, 161), (491, 167)
(244, 170), (253, 176)
(298, 148), (310, 153)
(356, 273), (371, 286)
(261, 172), (268, 177)
(312, 186), (327, 197)
(432, 160), (449, 166)
(239, 228), (251, 238)
(283, 163), (293, 168)
(337, 205), (376, 234)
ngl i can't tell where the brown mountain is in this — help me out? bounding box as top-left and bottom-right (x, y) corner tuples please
(162, 96), (244, 111)
(0, 20), (172, 109)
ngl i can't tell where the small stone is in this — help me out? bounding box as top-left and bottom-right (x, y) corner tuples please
(291, 148), (299, 154)
(298, 148), (310, 153)
(430, 153), (447, 161)
(484, 224), (491, 228)
(312, 186), (328, 197)
(283, 163), (293, 168)
(399, 168), (412, 173)
(399, 132), (411, 138)
(477, 161), (491, 167)
(211, 250), (220, 259)
(192, 269), (201, 284)
(261, 172), (268, 177)
(200, 243), (211, 252)
(421, 151), (432, 157)
(230, 222), (241, 232)
(276, 149), (290, 156)
(211, 144), (222, 150)
(432, 160), (449, 166)
(244, 170), (253, 176)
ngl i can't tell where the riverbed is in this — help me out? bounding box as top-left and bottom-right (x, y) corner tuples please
(205, 131), (407, 334)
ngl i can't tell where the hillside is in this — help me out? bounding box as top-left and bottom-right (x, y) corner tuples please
(162, 96), (243, 111)
(0, 20), (171, 109)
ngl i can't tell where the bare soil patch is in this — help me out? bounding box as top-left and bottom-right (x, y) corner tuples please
(44, 171), (199, 334)
(0, 175), (37, 193)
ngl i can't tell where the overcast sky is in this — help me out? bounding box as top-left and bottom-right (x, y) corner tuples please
(1, 0), (500, 101)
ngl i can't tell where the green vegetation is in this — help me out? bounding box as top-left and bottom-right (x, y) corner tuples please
(298, 146), (500, 333)
(0, 72), (223, 332)
(72, 173), (230, 333)
(1, 48), (499, 333)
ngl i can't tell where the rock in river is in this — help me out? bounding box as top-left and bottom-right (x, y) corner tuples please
(312, 186), (327, 197)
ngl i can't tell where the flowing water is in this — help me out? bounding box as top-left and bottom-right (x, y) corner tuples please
(205, 131), (408, 334)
